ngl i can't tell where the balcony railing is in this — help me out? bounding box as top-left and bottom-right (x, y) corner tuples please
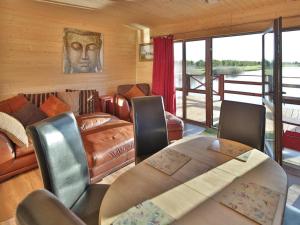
(176, 73), (300, 126)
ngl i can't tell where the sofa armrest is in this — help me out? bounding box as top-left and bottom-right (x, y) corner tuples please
(114, 94), (131, 121)
(0, 132), (15, 165)
(16, 189), (86, 225)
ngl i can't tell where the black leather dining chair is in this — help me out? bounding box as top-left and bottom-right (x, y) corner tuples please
(218, 100), (266, 151)
(17, 112), (109, 225)
(132, 96), (169, 164)
(283, 205), (300, 225)
(17, 189), (86, 225)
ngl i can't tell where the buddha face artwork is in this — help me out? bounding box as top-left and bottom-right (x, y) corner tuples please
(63, 28), (103, 73)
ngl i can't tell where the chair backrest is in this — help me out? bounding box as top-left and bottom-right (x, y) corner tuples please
(117, 83), (150, 96)
(218, 100), (266, 151)
(132, 96), (168, 163)
(16, 189), (86, 225)
(27, 112), (89, 208)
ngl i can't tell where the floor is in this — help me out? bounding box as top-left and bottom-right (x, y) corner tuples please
(0, 163), (135, 225)
(183, 122), (206, 136)
(1, 122), (300, 225)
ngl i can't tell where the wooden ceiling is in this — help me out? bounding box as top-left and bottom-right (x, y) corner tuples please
(35, 0), (286, 28)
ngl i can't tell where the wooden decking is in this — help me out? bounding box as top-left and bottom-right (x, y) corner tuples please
(177, 95), (300, 130)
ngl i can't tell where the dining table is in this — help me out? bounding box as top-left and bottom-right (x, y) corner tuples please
(99, 135), (288, 225)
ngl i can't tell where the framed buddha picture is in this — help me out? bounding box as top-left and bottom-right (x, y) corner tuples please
(139, 43), (153, 61)
(63, 28), (103, 74)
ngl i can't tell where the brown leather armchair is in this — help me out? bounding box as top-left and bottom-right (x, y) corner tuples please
(114, 83), (150, 121)
(114, 83), (184, 141)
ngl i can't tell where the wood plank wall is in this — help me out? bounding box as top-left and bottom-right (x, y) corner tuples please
(0, 0), (137, 100)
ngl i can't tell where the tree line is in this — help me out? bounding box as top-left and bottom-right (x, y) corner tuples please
(183, 59), (300, 67)
(186, 60), (261, 67)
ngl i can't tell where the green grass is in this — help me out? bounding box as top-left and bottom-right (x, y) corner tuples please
(186, 65), (261, 76)
(201, 128), (218, 136)
(238, 65), (261, 71)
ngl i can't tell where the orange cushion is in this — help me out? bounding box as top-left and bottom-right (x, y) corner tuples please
(0, 95), (28, 113)
(8, 95), (28, 112)
(40, 96), (71, 117)
(0, 101), (11, 113)
(123, 85), (145, 100)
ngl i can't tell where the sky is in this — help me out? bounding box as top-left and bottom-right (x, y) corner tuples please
(174, 31), (300, 63)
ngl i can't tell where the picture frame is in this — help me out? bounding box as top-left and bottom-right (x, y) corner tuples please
(139, 43), (153, 61)
(63, 28), (103, 74)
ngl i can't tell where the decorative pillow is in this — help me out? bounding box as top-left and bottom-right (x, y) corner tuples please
(40, 96), (71, 117)
(10, 102), (47, 127)
(0, 95), (28, 113)
(0, 112), (28, 147)
(21, 92), (58, 108)
(123, 85), (145, 100)
(57, 91), (80, 116)
(0, 100), (12, 113)
(8, 95), (29, 112)
(66, 89), (99, 115)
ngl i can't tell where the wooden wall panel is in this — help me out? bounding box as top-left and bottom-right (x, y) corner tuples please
(0, 0), (137, 100)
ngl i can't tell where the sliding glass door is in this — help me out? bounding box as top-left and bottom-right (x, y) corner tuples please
(262, 18), (283, 163)
(174, 39), (212, 126)
(185, 40), (207, 124)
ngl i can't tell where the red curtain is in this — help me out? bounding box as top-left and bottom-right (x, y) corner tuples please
(152, 35), (176, 114)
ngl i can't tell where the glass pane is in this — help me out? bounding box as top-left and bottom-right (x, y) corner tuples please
(263, 30), (275, 158)
(186, 93), (206, 123)
(176, 90), (183, 118)
(186, 40), (206, 122)
(282, 30), (300, 98)
(265, 106), (275, 158)
(212, 34), (262, 126)
(264, 32), (274, 104)
(186, 40), (206, 91)
(282, 30), (300, 164)
(174, 42), (183, 88)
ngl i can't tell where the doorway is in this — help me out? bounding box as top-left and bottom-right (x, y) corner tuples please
(174, 39), (212, 126)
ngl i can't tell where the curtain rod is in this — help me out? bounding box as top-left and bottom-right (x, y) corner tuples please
(150, 14), (300, 39)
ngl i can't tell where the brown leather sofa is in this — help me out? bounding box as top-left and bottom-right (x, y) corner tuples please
(0, 94), (134, 183)
(0, 132), (37, 182)
(114, 83), (184, 141)
(77, 113), (134, 183)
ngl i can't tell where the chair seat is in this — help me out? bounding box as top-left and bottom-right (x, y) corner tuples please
(82, 121), (134, 167)
(71, 184), (109, 225)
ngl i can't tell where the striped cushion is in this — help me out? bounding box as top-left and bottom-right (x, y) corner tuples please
(66, 89), (97, 115)
(20, 92), (58, 108)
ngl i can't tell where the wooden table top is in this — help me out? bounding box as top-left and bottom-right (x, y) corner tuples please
(99, 135), (287, 225)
